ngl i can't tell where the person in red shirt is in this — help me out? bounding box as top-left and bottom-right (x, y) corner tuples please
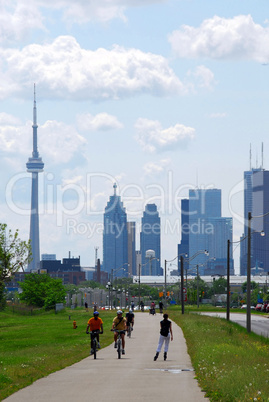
(86, 311), (103, 353)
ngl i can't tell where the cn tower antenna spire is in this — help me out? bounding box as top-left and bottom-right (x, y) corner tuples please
(26, 84), (44, 272)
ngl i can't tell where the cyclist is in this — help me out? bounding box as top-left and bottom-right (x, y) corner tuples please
(86, 311), (103, 354)
(150, 300), (156, 315)
(126, 308), (135, 333)
(112, 310), (127, 354)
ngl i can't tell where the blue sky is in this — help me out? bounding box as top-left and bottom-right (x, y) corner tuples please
(1, 0), (269, 272)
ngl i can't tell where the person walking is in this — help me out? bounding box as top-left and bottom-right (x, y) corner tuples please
(154, 313), (173, 361)
(158, 300), (163, 314)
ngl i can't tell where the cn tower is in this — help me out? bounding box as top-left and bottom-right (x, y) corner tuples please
(26, 85), (44, 271)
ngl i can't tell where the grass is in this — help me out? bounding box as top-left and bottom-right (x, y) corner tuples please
(0, 307), (116, 400)
(2, 306), (269, 401)
(168, 309), (269, 401)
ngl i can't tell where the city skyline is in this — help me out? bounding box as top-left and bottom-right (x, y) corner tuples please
(1, 1), (269, 272)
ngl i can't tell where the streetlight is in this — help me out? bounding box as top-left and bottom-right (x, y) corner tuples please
(138, 258), (159, 309)
(106, 281), (112, 309)
(164, 253), (188, 310)
(180, 250), (209, 314)
(111, 263), (130, 287)
(227, 222), (265, 328)
(247, 211), (268, 333)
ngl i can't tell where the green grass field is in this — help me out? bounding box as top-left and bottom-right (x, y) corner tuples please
(1, 306), (269, 401)
(0, 308), (116, 400)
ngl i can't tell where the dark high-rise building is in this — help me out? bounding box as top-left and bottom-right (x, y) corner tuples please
(252, 170), (269, 273)
(179, 189), (233, 275)
(240, 167), (263, 275)
(140, 204), (161, 275)
(178, 199), (189, 272)
(26, 85), (44, 271)
(127, 222), (136, 276)
(103, 183), (128, 278)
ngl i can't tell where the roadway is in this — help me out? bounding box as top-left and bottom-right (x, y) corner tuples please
(200, 311), (269, 337)
(4, 312), (208, 402)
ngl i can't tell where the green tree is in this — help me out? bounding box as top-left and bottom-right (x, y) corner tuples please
(0, 223), (31, 309)
(19, 273), (66, 310)
(241, 281), (258, 294)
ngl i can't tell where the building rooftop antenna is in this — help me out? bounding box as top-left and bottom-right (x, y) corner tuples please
(94, 246), (99, 267)
(249, 143), (252, 170)
(261, 142), (264, 169)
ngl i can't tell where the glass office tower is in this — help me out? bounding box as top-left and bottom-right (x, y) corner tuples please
(103, 184), (128, 278)
(240, 168), (263, 275)
(179, 188), (233, 275)
(140, 204), (161, 275)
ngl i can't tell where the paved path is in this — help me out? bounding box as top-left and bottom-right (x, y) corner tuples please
(4, 313), (208, 402)
(200, 311), (269, 337)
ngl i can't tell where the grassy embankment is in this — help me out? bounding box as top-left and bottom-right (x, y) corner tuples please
(1, 306), (269, 401)
(169, 307), (269, 401)
(0, 307), (116, 400)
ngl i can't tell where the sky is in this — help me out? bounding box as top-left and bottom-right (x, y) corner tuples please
(1, 0), (269, 273)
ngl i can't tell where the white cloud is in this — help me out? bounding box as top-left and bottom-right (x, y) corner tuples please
(0, 112), (21, 125)
(187, 65), (217, 90)
(168, 15), (269, 63)
(40, 120), (87, 164)
(0, 36), (185, 101)
(143, 158), (171, 175)
(77, 112), (123, 132)
(0, 116), (87, 165)
(135, 118), (195, 153)
(0, 0), (45, 44)
(37, 0), (167, 24)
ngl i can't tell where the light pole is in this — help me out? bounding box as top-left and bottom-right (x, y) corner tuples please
(106, 281), (111, 309)
(138, 258), (159, 309)
(181, 250), (209, 314)
(247, 211), (268, 333)
(111, 263), (130, 289)
(227, 239), (231, 321)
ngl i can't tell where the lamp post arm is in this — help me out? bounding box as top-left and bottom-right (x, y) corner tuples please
(164, 259), (167, 308)
(226, 239), (230, 321)
(247, 211), (252, 333)
(180, 256), (184, 315)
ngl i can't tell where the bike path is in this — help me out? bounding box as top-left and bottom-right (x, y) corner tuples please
(4, 312), (208, 402)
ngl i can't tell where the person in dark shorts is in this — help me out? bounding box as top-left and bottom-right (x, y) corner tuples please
(154, 313), (173, 361)
(126, 309), (135, 333)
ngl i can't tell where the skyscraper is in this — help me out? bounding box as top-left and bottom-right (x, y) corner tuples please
(252, 170), (269, 273)
(240, 167), (263, 275)
(127, 222), (136, 276)
(179, 188), (233, 275)
(140, 203), (161, 275)
(26, 85), (44, 271)
(103, 183), (128, 278)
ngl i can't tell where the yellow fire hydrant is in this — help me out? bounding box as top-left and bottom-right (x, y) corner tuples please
(73, 320), (77, 329)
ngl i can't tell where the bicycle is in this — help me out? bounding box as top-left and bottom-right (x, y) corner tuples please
(127, 324), (132, 338)
(86, 329), (100, 359)
(112, 329), (125, 359)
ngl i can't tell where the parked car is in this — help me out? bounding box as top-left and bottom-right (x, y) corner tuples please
(261, 302), (268, 312)
(241, 304), (255, 309)
(255, 303), (263, 311)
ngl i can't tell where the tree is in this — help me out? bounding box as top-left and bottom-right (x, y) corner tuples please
(19, 273), (66, 310)
(0, 223), (31, 309)
(241, 281), (258, 294)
